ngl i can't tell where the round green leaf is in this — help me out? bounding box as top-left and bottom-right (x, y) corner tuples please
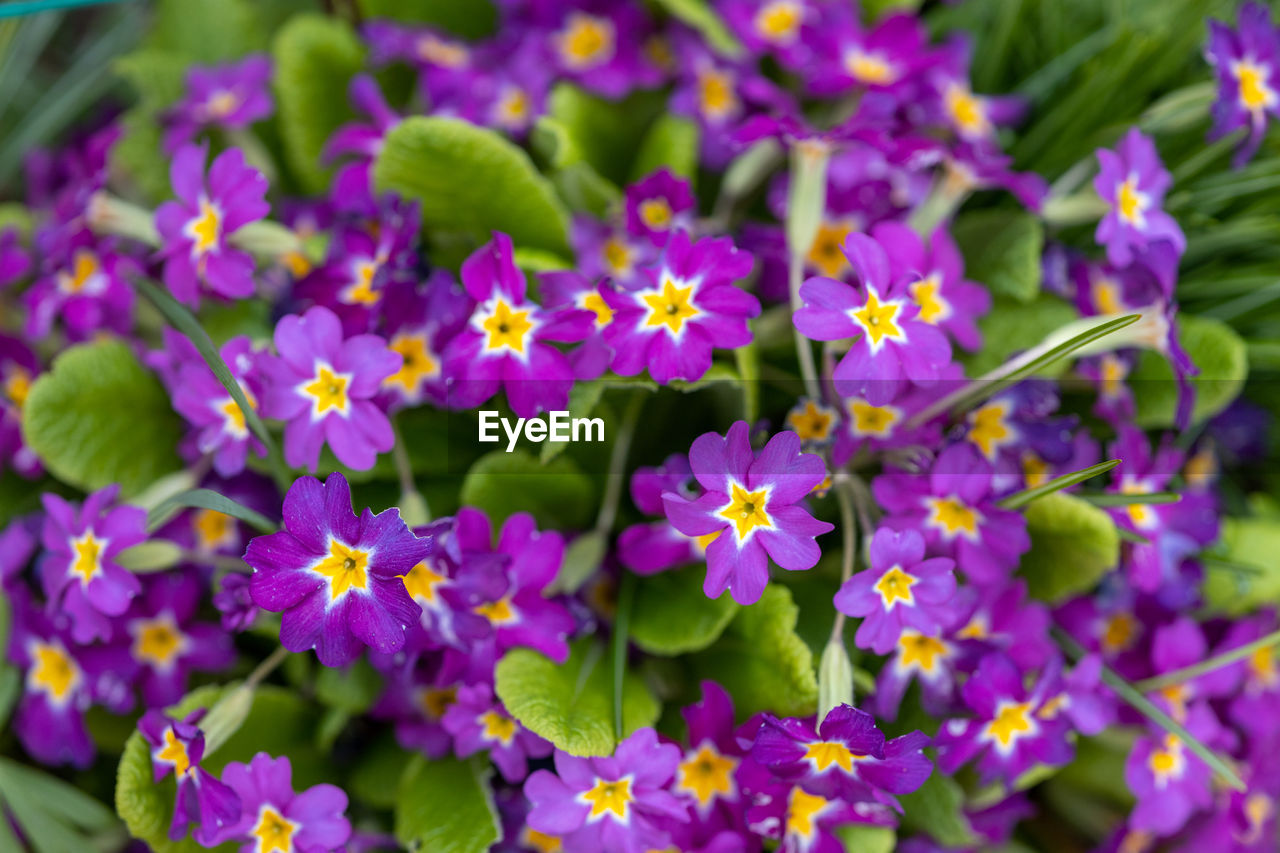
(630, 566), (739, 656)
(1130, 314), (1248, 428)
(395, 755), (500, 853)
(459, 450), (596, 530)
(950, 209), (1044, 304)
(1203, 518), (1280, 616)
(1019, 492), (1120, 603)
(23, 339), (184, 498)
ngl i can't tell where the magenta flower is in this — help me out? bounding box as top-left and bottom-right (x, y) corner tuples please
(0, 225), (30, 286)
(442, 233), (594, 418)
(126, 570), (236, 707)
(794, 231), (951, 405)
(672, 682), (755, 838)
(243, 473), (432, 667)
(442, 681), (551, 783)
(376, 270), (473, 410)
(139, 709), (242, 845)
(603, 230), (760, 385)
(876, 221), (991, 352)
(0, 335), (42, 478)
(834, 527), (957, 655)
(38, 484), (146, 644)
(1206, 2), (1280, 166)
(750, 703), (932, 807)
(259, 305), (401, 471)
(162, 54), (273, 153)
(537, 270), (616, 381)
(662, 421), (833, 605)
(524, 727), (688, 852)
(323, 74), (402, 213)
(1093, 128), (1185, 270)
(23, 228), (136, 342)
(1124, 705), (1219, 836)
(618, 454), (708, 576)
(155, 143), (269, 307)
(219, 752), (352, 853)
(810, 10), (933, 96)
(625, 169), (696, 247)
(546, 5), (662, 98)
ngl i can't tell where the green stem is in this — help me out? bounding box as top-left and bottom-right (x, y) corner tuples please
(245, 645), (290, 689)
(785, 141), (829, 403)
(391, 417), (430, 526)
(1135, 629), (1280, 694)
(595, 391), (645, 535)
(612, 572), (636, 741)
(996, 459), (1120, 510)
(827, 475), (859, 646)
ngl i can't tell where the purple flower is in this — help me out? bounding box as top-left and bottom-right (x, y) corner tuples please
(139, 709), (242, 845)
(625, 169), (696, 247)
(618, 454), (708, 575)
(873, 629), (961, 723)
(0, 225), (31, 286)
(537, 270), (616, 381)
(442, 681), (551, 783)
(213, 573), (258, 633)
(0, 335), (42, 478)
(323, 75), (402, 214)
(750, 703), (932, 807)
(877, 222), (991, 352)
(1093, 128), (1185, 270)
(243, 473), (432, 666)
(220, 752), (352, 853)
(443, 233), (594, 418)
(662, 422), (833, 605)
(163, 55), (273, 153)
(259, 305), (401, 471)
(672, 682), (755, 840)
(834, 527), (957, 655)
(1206, 2), (1280, 166)
(810, 10), (933, 96)
(376, 271), (472, 409)
(22, 228), (136, 341)
(155, 143), (269, 307)
(126, 570), (236, 707)
(1124, 705), (1219, 836)
(39, 484), (146, 644)
(524, 727), (687, 853)
(547, 5), (661, 97)
(794, 231), (952, 405)
(603, 230), (760, 385)
(570, 216), (656, 289)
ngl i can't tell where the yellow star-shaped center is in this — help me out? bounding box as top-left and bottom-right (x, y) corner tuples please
(132, 614), (188, 669)
(898, 632), (948, 673)
(251, 806), (297, 853)
(475, 596), (519, 626)
(70, 530), (104, 585)
(968, 401), (1012, 459)
(642, 278), (700, 335)
(386, 333), (438, 393)
(698, 68), (737, 120)
(4, 366), (30, 409)
(301, 364), (350, 417)
(910, 273), (949, 324)
(312, 540), (370, 601)
(926, 496), (981, 540)
(806, 219), (855, 278)
(579, 291), (613, 327)
(639, 198), (674, 231)
(754, 0), (802, 43)
(718, 482), (771, 540)
(848, 400), (899, 437)
(193, 508), (236, 552)
(219, 387), (257, 438)
(786, 400), (834, 442)
(479, 710), (518, 746)
(946, 84), (989, 137)
(29, 640), (80, 703)
(157, 727), (193, 778)
(785, 786), (829, 839)
(341, 260), (381, 306)
(850, 289), (905, 348)
(401, 561), (446, 604)
(1235, 59), (1276, 112)
(1116, 176), (1148, 226)
(677, 744), (738, 806)
(874, 565), (917, 609)
(58, 249), (101, 294)
(580, 777), (631, 821)
(186, 198), (222, 255)
(983, 701), (1035, 751)
(481, 299), (535, 354)
(206, 89), (241, 119)
(558, 13), (615, 69)
(803, 740), (857, 773)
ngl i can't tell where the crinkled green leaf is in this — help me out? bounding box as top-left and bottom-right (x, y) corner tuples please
(495, 638), (659, 756)
(395, 755), (500, 853)
(1019, 492), (1119, 603)
(950, 209), (1044, 304)
(273, 14), (365, 193)
(22, 339), (183, 498)
(633, 114), (700, 182)
(630, 566), (739, 656)
(1130, 314), (1248, 428)
(1203, 518), (1280, 616)
(687, 585), (818, 717)
(374, 115), (571, 254)
(898, 772), (978, 847)
(460, 449), (596, 530)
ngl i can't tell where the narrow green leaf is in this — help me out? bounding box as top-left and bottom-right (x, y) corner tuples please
(997, 459), (1120, 510)
(395, 755), (500, 853)
(1076, 491), (1181, 507)
(147, 488), (278, 535)
(651, 0), (743, 57)
(1136, 628), (1280, 694)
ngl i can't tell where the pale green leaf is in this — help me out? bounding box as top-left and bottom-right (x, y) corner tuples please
(459, 450), (596, 530)
(630, 566), (739, 656)
(950, 209), (1044, 304)
(395, 755), (500, 853)
(1130, 314), (1248, 428)
(632, 114), (700, 182)
(1203, 518), (1280, 616)
(1019, 493), (1119, 603)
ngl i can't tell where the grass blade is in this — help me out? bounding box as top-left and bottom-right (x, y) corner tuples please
(997, 460), (1120, 510)
(1076, 492), (1181, 508)
(1135, 628), (1280, 694)
(147, 488), (278, 535)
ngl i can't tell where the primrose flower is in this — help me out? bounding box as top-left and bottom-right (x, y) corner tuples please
(155, 143), (269, 307)
(323, 74), (402, 212)
(662, 421), (833, 605)
(876, 221), (991, 352)
(874, 628), (962, 723)
(259, 305), (401, 471)
(673, 682), (754, 835)
(744, 779), (894, 853)
(603, 230), (760, 385)
(524, 727), (687, 852)
(1206, 2), (1280, 166)
(547, 5), (661, 97)
(1125, 705), (1220, 836)
(127, 570), (236, 707)
(443, 232), (594, 418)
(625, 169), (696, 247)
(751, 703), (933, 806)
(243, 473), (432, 667)
(1093, 128), (1185, 270)
(811, 10), (932, 96)
(537, 269), (616, 381)
(162, 54), (273, 153)
(618, 454), (708, 575)
(219, 752), (352, 853)
(23, 228), (136, 342)
(376, 271), (473, 410)
(139, 709), (242, 845)
(0, 335), (41, 478)
(833, 527), (958, 655)
(0, 225), (30, 286)
(442, 681), (551, 783)
(39, 484), (146, 644)
(794, 231), (951, 405)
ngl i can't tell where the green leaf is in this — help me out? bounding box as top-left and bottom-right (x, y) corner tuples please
(374, 115), (571, 255)
(395, 755), (500, 853)
(630, 566), (739, 656)
(495, 638), (660, 756)
(652, 0), (744, 57)
(1130, 314), (1248, 428)
(145, 0), (261, 61)
(117, 540), (185, 573)
(115, 48), (189, 111)
(950, 209), (1044, 303)
(356, 0), (498, 38)
(1019, 493), (1119, 603)
(996, 459), (1120, 510)
(147, 488), (277, 534)
(0, 757), (122, 853)
(897, 772), (978, 847)
(544, 84), (666, 185)
(22, 339), (183, 498)
(459, 449), (596, 530)
(315, 658), (382, 714)
(1203, 518), (1280, 616)
(548, 530), (609, 595)
(273, 14), (365, 193)
(632, 114), (700, 182)
(350, 734), (412, 809)
(835, 823), (896, 853)
(687, 585), (818, 717)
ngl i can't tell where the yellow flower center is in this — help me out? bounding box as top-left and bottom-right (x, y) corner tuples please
(558, 13), (615, 69)
(58, 249), (101, 294)
(193, 508), (236, 552)
(479, 710), (518, 745)
(481, 299), (535, 354)
(1022, 451), (1049, 489)
(157, 727), (193, 778)
(1101, 612), (1138, 652)
(754, 0), (802, 43)
(1116, 176), (1147, 226)
(206, 89), (240, 119)
(848, 400), (899, 437)
(132, 614), (188, 669)
(1147, 734), (1184, 786)
(946, 84), (989, 137)
(642, 278), (700, 334)
(850, 289), (905, 348)
(580, 291), (613, 327)
(219, 387), (256, 438)
(677, 744), (737, 806)
(475, 596), (519, 626)
(911, 273), (949, 324)
(580, 777), (632, 820)
(983, 701), (1035, 750)
(417, 685), (457, 720)
(386, 333), (439, 393)
(521, 828), (563, 853)
(639, 198), (674, 231)
(806, 219), (855, 278)
(416, 35), (469, 68)
(29, 640), (80, 703)
(968, 401), (1012, 459)
(401, 561), (446, 603)
(1037, 693), (1069, 720)
(1119, 830), (1154, 853)
(698, 68), (737, 120)
(1251, 644), (1278, 687)
(803, 740), (856, 772)
(302, 364), (350, 417)
(926, 496), (980, 540)
(312, 540), (370, 601)
(1120, 480), (1157, 530)
(71, 530), (104, 585)
(341, 260), (381, 306)
(495, 86), (531, 127)
(186, 198), (222, 255)
(844, 49), (896, 84)
(1092, 276), (1124, 315)
(252, 806), (297, 853)
(4, 367), (30, 409)
(602, 238), (632, 277)
(786, 400), (834, 442)
(898, 632), (948, 672)
(718, 482), (772, 540)
(693, 530), (721, 554)
(785, 786), (829, 838)
(874, 565), (917, 609)
(1235, 59), (1275, 111)
(1100, 354), (1128, 397)
(957, 615), (988, 639)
